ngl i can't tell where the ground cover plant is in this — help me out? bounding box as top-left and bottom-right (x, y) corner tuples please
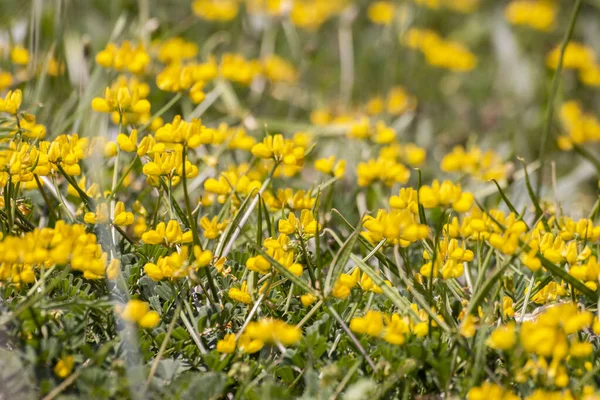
(3, 0), (600, 398)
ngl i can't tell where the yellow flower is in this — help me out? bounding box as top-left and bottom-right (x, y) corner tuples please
(505, 0), (557, 32)
(350, 310), (384, 337)
(95, 41), (150, 74)
(54, 355), (74, 378)
(300, 293), (318, 307)
(11, 46), (30, 65)
(116, 129), (138, 152)
(245, 318), (301, 346)
(229, 281), (253, 304)
(216, 333), (237, 353)
(251, 134), (305, 166)
(459, 315), (477, 338)
(117, 299), (160, 328)
(91, 87), (151, 116)
(238, 334), (264, 354)
(200, 216), (228, 239)
(278, 209), (320, 238)
(487, 323), (516, 350)
(0, 90), (23, 115)
(193, 0), (239, 21)
(113, 202), (134, 226)
(368, 1), (395, 25)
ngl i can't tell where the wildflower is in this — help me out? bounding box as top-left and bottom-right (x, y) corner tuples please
(245, 318), (302, 346)
(301, 293), (318, 307)
(418, 180), (474, 212)
(0, 90), (23, 115)
(95, 41), (150, 74)
(117, 300), (160, 328)
(91, 87), (151, 116)
(192, 0), (239, 21)
(116, 130), (138, 152)
(229, 282), (253, 304)
(460, 315), (477, 338)
(350, 310), (384, 337)
(314, 156), (346, 178)
(216, 333), (237, 353)
(278, 209), (320, 238)
(54, 356), (74, 379)
(487, 323), (516, 350)
(113, 202), (134, 226)
(11, 46), (30, 65)
(356, 157), (410, 187)
(200, 216), (228, 239)
(467, 382), (519, 400)
(238, 334), (264, 354)
(368, 2), (395, 25)
(251, 134), (305, 166)
(155, 37), (198, 64)
(505, 0), (557, 31)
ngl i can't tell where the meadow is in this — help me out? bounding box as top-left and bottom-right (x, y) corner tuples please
(2, 0), (600, 399)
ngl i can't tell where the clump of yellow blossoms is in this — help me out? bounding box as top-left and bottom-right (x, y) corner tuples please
(505, 0), (557, 32)
(547, 42), (600, 87)
(96, 41), (150, 74)
(216, 318), (301, 354)
(247, 233), (304, 276)
(441, 146), (507, 181)
(116, 300), (160, 329)
(557, 101), (600, 150)
(403, 28), (478, 72)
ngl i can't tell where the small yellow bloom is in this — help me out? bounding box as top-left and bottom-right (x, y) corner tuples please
(54, 355), (74, 379)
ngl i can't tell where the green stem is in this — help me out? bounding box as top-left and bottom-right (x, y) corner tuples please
(536, 0), (583, 198)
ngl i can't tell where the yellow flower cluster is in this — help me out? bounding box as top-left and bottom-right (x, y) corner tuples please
(367, 2), (395, 25)
(144, 246), (212, 281)
(420, 237), (474, 279)
(95, 41), (150, 74)
(116, 299), (160, 328)
(441, 145), (507, 181)
(505, 0), (557, 31)
(251, 134), (305, 167)
(0, 222), (111, 283)
(364, 86), (418, 116)
(517, 303), (593, 388)
(141, 220), (193, 245)
(362, 209), (429, 246)
(91, 86), (151, 118)
(547, 42), (600, 87)
(156, 60), (217, 103)
(263, 188), (316, 211)
(246, 233), (303, 276)
(314, 156), (346, 178)
(356, 157), (410, 187)
(278, 209), (320, 238)
(418, 180), (475, 212)
(216, 318), (301, 354)
(557, 101), (600, 149)
(412, 0), (480, 13)
(154, 37), (198, 64)
(403, 28), (478, 72)
(467, 382), (518, 400)
(204, 168), (262, 204)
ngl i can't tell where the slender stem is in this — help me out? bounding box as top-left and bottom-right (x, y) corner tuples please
(295, 299), (323, 329)
(42, 359), (92, 400)
(145, 302), (182, 385)
(326, 304), (377, 372)
(35, 174), (58, 222)
(536, 0), (583, 198)
(180, 309), (207, 354)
